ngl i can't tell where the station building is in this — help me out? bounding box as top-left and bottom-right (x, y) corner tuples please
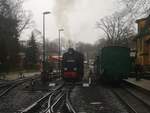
(135, 15), (150, 71)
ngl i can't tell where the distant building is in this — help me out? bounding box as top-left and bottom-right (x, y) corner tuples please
(135, 15), (150, 69)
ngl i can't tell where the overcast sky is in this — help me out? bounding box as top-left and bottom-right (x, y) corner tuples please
(22, 0), (117, 44)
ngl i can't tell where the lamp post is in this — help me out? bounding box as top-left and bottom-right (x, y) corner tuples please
(58, 29), (64, 77)
(42, 11), (50, 80)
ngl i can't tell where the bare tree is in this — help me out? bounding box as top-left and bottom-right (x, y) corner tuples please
(0, 0), (32, 35)
(113, 0), (150, 38)
(97, 14), (135, 46)
(119, 0), (150, 18)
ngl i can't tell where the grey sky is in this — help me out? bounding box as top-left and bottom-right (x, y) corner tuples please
(22, 0), (117, 44)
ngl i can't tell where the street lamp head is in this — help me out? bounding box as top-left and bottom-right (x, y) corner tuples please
(43, 11), (51, 15)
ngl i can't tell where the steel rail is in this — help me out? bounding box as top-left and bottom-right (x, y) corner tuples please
(42, 89), (62, 113)
(21, 83), (64, 113)
(43, 85), (66, 113)
(0, 82), (21, 97)
(123, 86), (150, 111)
(21, 92), (53, 113)
(0, 75), (40, 98)
(0, 82), (12, 88)
(66, 89), (77, 113)
(50, 91), (65, 113)
(112, 89), (137, 113)
(112, 86), (150, 113)
(43, 84), (76, 113)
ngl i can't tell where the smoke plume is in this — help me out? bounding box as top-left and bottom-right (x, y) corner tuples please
(54, 0), (76, 39)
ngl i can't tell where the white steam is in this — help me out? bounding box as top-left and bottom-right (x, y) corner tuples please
(54, 0), (76, 40)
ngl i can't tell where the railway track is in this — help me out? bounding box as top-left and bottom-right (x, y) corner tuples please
(112, 85), (150, 113)
(21, 82), (77, 113)
(0, 75), (39, 98)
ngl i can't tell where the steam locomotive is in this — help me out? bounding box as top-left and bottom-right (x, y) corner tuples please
(61, 48), (84, 81)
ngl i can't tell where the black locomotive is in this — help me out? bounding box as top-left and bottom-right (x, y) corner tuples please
(61, 48), (84, 81)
